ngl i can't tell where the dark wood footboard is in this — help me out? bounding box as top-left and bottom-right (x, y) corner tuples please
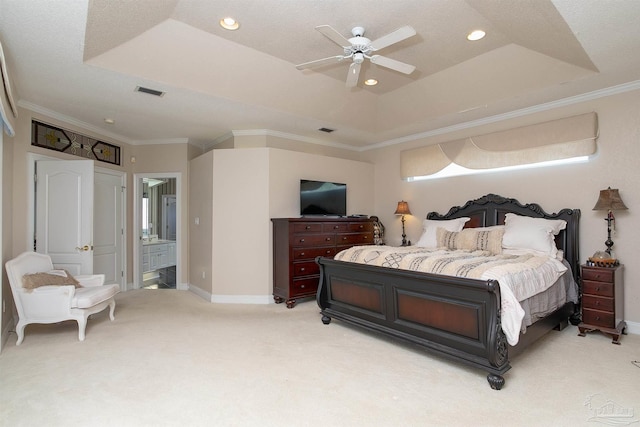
(316, 257), (510, 390)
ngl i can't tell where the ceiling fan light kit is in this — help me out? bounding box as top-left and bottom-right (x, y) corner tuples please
(296, 24), (417, 88)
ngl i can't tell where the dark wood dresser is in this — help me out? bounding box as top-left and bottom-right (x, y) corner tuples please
(578, 264), (626, 344)
(272, 217), (374, 308)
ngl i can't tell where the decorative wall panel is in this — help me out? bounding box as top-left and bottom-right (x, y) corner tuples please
(31, 120), (121, 166)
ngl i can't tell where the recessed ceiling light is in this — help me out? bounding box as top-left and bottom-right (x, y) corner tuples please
(467, 30), (486, 41)
(104, 118), (115, 124)
(220, 17), (239, 30)
(364, 79), (378, 86)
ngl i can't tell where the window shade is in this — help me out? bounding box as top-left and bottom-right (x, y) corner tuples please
(400, 112), (598, 180)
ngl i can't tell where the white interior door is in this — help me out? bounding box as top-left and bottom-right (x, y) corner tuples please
(94, 170), (124, 287)
(36, 160), (94, 275)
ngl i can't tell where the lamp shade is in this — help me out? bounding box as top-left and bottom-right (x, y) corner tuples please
(593, 187), (628, 211)
(394, 201), (411, 215)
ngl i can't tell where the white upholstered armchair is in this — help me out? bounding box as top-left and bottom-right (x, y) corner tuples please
(5, 251), (120, 345)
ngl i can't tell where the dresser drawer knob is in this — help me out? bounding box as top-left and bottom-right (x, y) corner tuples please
(300, 252), (305, 256)
(305, 226), (311, 229)
(595, 287), (600, 292)
(595, 316), (600, 321)
(343, 237), (347, 240)
(300, 268), (305, 272)
(359, 225), (363, 229)
(595, 301), (600, 306)
(326, 237), (331, 241)
(326, 250), (331, 254)
(334, 225), (339, 229)
(300, 238), (305, 243)
(301, 284), (306, 289)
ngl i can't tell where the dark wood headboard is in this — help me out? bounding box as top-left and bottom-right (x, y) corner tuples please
(426, 194), (581, 282)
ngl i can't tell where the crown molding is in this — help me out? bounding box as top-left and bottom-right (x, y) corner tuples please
(18, 100), (135, 145)
(18, 79), (640, 152)
(364, 79), (640, 151)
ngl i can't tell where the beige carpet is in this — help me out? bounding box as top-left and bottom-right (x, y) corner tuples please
(1, 289), (639, 427)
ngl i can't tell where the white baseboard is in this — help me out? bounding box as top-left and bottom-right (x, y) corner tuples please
(187, 284), (272, 304)
(211, 294), (272, 304)
(624, 320), (639, 335)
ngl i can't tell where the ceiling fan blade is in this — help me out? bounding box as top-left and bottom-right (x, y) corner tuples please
(369, 25), (416, 51)
(315, 25), (351, 48)
(296, 55), (345, 70)
(346, 62), (361, 87)
(370, 55), (416, 74)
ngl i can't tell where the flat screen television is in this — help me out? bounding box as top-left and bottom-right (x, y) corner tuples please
(300, 179), (347, 217)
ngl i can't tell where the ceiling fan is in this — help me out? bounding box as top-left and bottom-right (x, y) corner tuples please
(296, 25), (417, 87)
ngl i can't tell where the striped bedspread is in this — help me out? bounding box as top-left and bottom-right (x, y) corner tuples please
(334, 245), (568, 345)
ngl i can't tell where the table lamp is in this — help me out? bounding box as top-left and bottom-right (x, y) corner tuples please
(591, 187), (627, 265)
(394, 201), (411, 246)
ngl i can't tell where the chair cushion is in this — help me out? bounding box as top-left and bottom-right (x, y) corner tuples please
(71, 284), (119, 309)
(22, 270), (81, 291)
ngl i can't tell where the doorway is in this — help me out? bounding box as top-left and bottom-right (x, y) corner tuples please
(133, 173), (182, 290)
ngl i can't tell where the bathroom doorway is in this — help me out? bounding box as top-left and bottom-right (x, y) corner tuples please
(134, 173), (182, 290)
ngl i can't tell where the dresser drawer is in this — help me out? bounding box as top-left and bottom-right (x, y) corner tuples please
(349, 222), (374, 232)
(293, 246), (336, 260)
(293, 260), (320, 277)
(291, 276), (319, 297)
(582, 308), (615, 328)
(291, 234), (335, 247)
(292, 223), (323, 233)
(582, 267), (614, 283)
(336, 232), (373, 245)
(582, 294), (614, 312)
(582, 280), (614, 297)
(323, 223), (349, 232)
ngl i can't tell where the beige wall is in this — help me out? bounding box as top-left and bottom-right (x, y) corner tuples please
(188, 150), (214, 295)
(188, 146), (374, 301)
(361, 89), (640, 327)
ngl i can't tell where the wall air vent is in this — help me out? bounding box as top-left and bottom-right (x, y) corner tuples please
(135, 86), (165, 97)
(318, 127), (335, 133)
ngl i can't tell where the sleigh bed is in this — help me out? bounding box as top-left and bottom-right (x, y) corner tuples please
(316, 194), (580, 390)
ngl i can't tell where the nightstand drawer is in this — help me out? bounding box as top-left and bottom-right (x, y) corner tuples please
(582, 267), (614, 283)
(582, 308), (615, 328)
(582, 280), (614, 297)
(582, 294), (614, 312)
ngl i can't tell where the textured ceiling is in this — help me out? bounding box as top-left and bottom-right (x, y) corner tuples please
(1, 0), (640, 149)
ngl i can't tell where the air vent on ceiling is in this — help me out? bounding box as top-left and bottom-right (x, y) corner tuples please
(318, 127), (335, 133)
(135, 86), (165, 97)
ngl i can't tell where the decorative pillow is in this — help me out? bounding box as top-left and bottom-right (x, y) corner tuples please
(502, 213), (566, 257)
(415, 217), (470, 248)
(22, 269), (81, 291)
(436, 227), (505, 255)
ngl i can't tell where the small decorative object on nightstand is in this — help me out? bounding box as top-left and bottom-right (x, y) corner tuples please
(394, 200), (411, 246)
(578, 264), (626, 344)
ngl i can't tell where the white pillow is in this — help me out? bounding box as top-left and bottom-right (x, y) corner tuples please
(415, 217), (470, 248)
(502, 213), (566, 257)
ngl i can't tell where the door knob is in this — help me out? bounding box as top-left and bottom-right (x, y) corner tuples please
(76, 245), (92, 251)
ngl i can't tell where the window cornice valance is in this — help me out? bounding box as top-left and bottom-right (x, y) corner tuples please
(0, 38), (17, 136)
(401, 112), (598, 180)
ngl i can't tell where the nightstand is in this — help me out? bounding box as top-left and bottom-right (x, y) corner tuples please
(578, 264), (626, 344)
